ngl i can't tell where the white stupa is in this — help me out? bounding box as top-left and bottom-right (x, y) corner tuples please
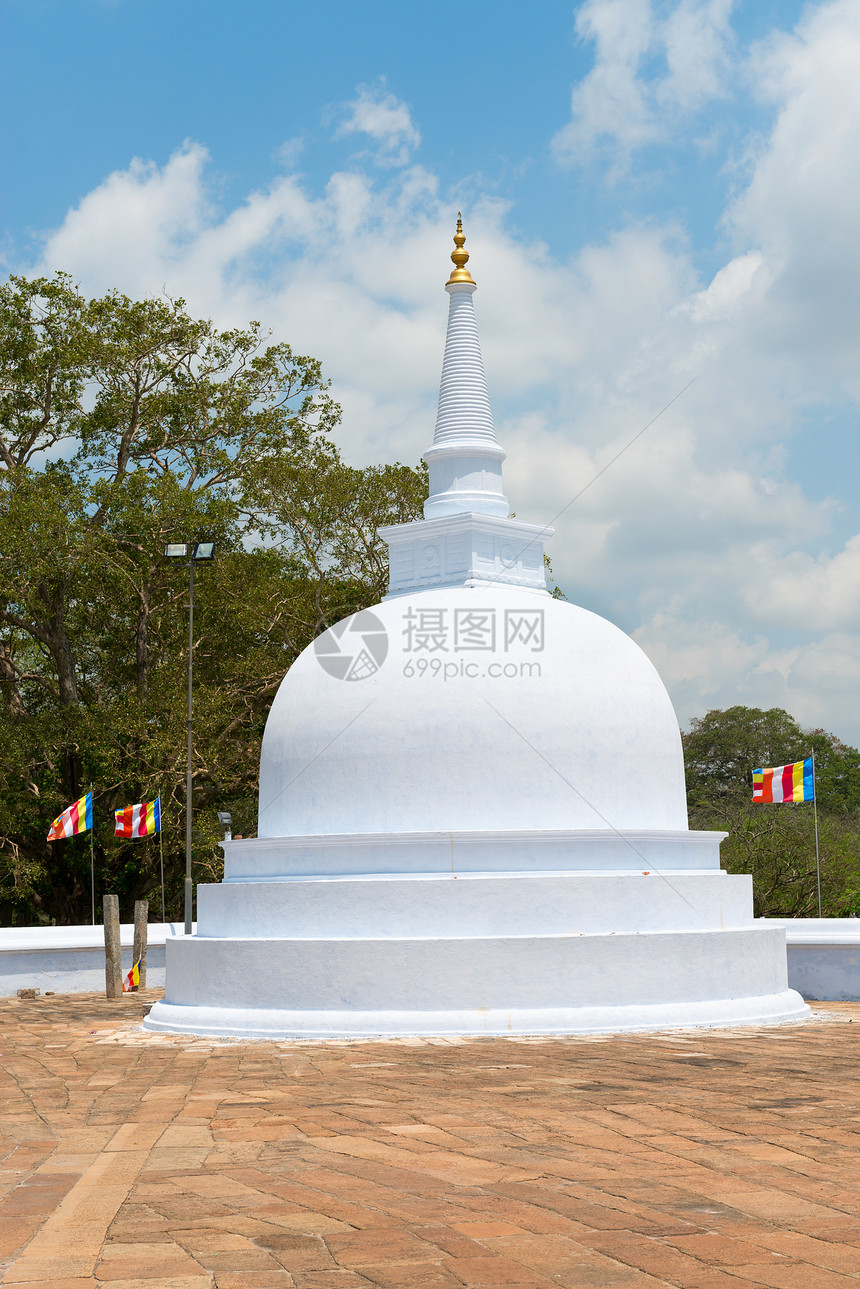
(146, 220), (807, 1038)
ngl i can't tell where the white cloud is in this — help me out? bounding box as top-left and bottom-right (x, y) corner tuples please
(686, 251), (765, 322)
(274, 137), (305, 168)
(633, 610), (771, 704)
(727, 0), (860, 401)
(335, 84), (420, 167)
(554, 0), (656, 162)
(42, 143), (213, 292)
(659, 0), (734, 110)
(553, 0), (734, 166)
(635, 613), (860, 737)
(740, 536), (860, 633)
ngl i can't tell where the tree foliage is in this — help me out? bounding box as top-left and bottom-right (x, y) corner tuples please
(683, 706), (860, 917)
(0, 274), (425, 924)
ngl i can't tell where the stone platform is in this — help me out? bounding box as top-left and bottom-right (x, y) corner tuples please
(3, 991), (860, 1287)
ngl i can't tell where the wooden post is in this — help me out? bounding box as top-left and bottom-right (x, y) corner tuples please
(103, 895), (122, 998)
(133, 899), (148, 991)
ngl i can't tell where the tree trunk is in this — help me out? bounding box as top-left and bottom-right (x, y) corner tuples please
(46, 622), (79, 708)
(135, 582), (151, 698)
(0, 643), (27, 718)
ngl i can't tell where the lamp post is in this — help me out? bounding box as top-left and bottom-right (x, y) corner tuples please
(164, 541), (216, 934)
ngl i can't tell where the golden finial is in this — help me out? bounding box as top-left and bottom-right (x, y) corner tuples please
(446, 212), (476, 286)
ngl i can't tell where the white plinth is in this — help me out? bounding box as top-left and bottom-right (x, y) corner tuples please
(380, 512), (551, 595)
(220, 828), (724, 880)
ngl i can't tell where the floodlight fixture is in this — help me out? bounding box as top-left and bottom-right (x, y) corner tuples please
(163, 541), (216, 561)
(217, 811), (233, 828)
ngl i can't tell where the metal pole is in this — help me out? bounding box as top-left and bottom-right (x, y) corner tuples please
(184, 555), (194, 935)
(159, 812), (166, 925)
(90, 784), (95, 927)
(812, 751), (822, 918)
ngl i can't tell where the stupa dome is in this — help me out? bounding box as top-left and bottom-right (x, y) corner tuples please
(258, 587), (689, 841)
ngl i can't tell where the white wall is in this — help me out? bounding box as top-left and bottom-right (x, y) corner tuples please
(766, 919), (860, 1002)
(0, 923), (188, 996)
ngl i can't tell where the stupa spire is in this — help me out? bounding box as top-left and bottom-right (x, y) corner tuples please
(423, 215), (509, 519)
(379, 219), (552, 596)
(446, 212), (475, 285)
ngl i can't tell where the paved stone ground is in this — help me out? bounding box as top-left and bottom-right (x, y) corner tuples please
(1, 993), (860, 1288)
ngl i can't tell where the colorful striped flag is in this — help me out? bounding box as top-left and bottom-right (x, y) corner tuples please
(123, 958), (141, 992)
(114, 798), (161, 838)
(47, 792), (93, 841)
(752, 759), (815, 804)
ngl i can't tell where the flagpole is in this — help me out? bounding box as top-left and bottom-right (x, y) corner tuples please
(185, 554), (194, 935)
(89, 782), (95, 927)
(159, 796), (166, 924)
(812, 752), (822, 918)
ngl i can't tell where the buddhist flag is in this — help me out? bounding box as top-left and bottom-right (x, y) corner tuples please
(123, 958), (140, 992)
(114, 798), (161, 838)
(753, 759), (814, 804)
(47, 792), (93, 841)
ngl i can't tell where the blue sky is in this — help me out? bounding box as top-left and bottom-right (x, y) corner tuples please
(3, 0), (860, 742)
(4, 0), (803, 265)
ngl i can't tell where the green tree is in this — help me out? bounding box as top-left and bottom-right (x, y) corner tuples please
(0, 274), (425, 925)
(683, 706), (860, 916)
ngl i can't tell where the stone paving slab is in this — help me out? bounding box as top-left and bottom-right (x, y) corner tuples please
(1, 993), (860, 1287)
